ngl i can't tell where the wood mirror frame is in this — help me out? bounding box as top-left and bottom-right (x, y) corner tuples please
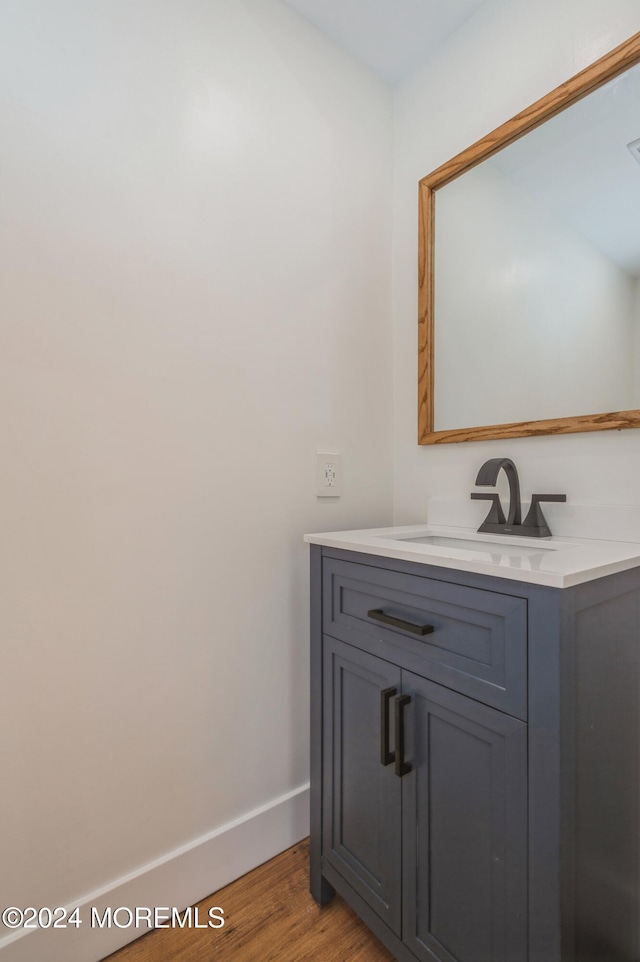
(418, 31), (640, 445)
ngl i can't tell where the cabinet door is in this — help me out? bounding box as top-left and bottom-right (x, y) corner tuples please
(322, 635), (402, 934)
(402, 673), (528, 962)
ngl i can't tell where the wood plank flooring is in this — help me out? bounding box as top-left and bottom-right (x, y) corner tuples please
(103, 839), (394, 962)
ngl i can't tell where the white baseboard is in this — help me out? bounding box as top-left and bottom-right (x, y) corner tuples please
(0, 783), (310, 962)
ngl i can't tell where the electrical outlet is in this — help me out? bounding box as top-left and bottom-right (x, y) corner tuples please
(316, 453), (342, 497)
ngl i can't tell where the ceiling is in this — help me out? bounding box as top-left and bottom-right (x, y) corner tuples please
(282, 0), (488, 84)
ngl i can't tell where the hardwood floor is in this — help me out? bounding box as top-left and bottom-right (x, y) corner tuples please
(103, 839), (394, 962)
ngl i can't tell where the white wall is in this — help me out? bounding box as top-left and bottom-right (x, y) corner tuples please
(435, 161), (635, 429)
(393, 0), (640, 525)
(0, 2), (393, 959)
(633, 278), (640, 407)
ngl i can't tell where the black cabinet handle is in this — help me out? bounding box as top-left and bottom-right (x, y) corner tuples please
(367, 608), (435, 637)
(395, 695), (412, 777)
(380, 687), (397, 766)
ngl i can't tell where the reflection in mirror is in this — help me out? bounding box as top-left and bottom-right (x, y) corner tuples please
(435, 61), (640, 431)
(418, 31), (640, 443)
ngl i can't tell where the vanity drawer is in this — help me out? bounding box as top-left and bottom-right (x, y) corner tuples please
(322, 557), (527, 719)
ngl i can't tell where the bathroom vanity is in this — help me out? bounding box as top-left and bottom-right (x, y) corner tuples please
(305, 526), (640, 962)
(317, 25), (640, 962)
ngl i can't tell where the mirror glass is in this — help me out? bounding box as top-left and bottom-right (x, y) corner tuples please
(433, 60), (640, 432)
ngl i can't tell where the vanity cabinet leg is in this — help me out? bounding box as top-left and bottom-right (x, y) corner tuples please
(310, 859), (334, 905)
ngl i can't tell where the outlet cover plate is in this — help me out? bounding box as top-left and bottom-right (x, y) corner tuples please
(316, 453), (342, 497)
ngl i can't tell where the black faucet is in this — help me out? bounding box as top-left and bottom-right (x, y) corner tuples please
(471, 458), (566, 538)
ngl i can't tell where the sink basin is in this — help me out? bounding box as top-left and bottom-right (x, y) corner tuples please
(391, 533), (563, 558)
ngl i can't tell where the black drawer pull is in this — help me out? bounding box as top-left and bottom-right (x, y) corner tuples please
(367, 608), (435, 636)
(395, 695), (412, 777)
(380, 687), (397, 766)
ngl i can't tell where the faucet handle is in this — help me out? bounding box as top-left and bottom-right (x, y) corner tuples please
(471, 492), (506, 526)
(522, 494), (567, 538)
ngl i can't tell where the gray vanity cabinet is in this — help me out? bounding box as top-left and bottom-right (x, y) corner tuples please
(401, 673), (527, 962)
(322, 636), (403, 934)
(310, 545), (640, 962)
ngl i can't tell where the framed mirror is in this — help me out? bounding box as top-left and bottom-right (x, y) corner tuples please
(418, 31), (640, 444)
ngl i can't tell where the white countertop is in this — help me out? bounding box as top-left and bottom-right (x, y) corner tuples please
(304, 524), (640, 588)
